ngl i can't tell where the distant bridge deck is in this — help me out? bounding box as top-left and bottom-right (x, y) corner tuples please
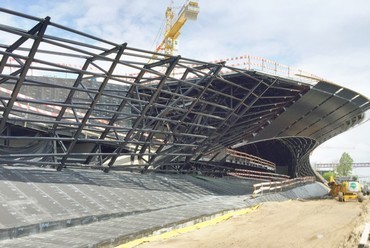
(315, 163), (370, 169)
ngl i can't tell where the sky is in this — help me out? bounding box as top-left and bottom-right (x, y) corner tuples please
(1, 0), (370, 165)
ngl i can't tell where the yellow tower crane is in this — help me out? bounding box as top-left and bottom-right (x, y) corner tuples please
(156, 0), (200, 55)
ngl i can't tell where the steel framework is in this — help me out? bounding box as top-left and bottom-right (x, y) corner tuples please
(0, 8), (369, 178)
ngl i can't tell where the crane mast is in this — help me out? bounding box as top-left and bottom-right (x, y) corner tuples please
(156, 1), (200, 55)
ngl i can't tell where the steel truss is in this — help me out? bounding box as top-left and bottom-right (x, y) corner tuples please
(0, 8), (368, 177)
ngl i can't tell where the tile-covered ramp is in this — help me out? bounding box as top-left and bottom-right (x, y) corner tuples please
(0, 166), (328, 247)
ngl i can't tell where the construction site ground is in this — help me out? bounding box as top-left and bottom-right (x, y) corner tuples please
(0, 166), (328, 247)
(135, 198), (369, 248)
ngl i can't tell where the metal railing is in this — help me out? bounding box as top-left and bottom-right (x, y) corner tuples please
(252, 176), (316, 197)
(228, 168), (289, 181)
(226, 148), (276, 171)
(209, 55), (325, 85)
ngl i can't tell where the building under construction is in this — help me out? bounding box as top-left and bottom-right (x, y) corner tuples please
(0, 7), (369, 179)
(0, 6), (369, 247)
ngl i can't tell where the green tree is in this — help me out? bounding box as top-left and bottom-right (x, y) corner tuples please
(323, 171), (335, 181)
(336, 152), (353, 177)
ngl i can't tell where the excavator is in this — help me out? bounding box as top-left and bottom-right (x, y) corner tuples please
(329, 176), (364, 202)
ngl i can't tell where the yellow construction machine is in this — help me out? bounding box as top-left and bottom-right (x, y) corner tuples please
(329, 176), (364, 202)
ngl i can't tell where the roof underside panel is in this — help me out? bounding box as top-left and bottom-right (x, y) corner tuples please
(250, 81), (369, 145)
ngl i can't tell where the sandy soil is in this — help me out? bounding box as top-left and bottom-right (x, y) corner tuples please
(136, 198), (369, 248)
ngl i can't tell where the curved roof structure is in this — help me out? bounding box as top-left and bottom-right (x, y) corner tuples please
(0, 8), (369, 178)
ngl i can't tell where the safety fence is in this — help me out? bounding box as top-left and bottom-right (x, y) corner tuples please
(252, 176), (316, 197)
(210, 55), (324, 85)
